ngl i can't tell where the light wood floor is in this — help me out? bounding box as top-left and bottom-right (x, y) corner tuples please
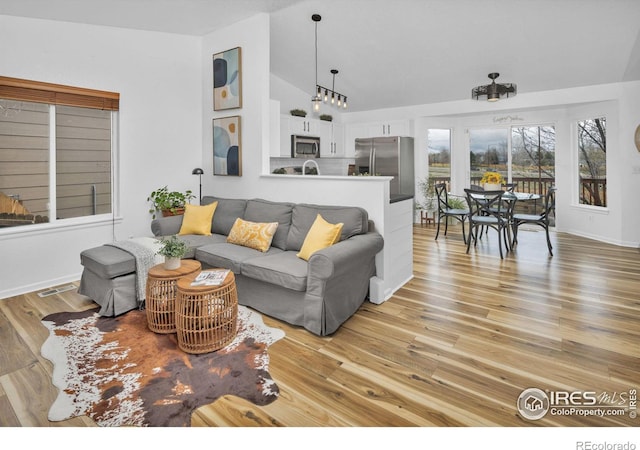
(1, 224), (639, 428)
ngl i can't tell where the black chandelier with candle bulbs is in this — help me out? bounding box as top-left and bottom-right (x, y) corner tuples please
(311, 14), (348, 111)
(316, 69), (347, 110)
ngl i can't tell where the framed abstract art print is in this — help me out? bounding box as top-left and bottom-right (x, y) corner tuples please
(213, 47), (242, 110)
(213, 115), (241, 176)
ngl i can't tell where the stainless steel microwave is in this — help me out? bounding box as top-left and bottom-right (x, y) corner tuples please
(291, 135), (320, 158)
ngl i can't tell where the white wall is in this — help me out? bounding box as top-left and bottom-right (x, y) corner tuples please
(615, 82), (640, 246)
(0, 15), (201, 298)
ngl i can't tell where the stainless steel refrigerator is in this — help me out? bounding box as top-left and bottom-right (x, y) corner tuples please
(354, 136), (415, 200)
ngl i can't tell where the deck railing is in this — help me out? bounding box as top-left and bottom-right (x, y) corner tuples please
(430, 176), (606, 212)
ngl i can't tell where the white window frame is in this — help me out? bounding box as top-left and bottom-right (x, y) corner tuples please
(0, 107), (120, 239)
(569, 103), (612, 212)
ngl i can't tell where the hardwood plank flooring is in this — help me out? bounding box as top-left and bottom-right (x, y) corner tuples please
(1, 225), (639, 433)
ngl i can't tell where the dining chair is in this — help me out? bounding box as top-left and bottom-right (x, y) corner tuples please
(435, 182), (469, 244)
(511, 187), (557, 256)
(505, 183), (517, 193)
(464, 189), (514, 259)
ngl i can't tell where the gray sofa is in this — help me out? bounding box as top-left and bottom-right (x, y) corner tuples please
(79, 196), (384, 336)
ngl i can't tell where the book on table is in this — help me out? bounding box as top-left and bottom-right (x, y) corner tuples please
(191, 269), (230, 286)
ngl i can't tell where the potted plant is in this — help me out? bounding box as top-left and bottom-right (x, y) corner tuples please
(319, 114), (333, 122)
(156, 235), (188, 270)
(417, 175), (437, 212)
(480, 171), (505, 191)
(290, 108), (307, 117)
(445, 196), (467, 225)
(415, 175), (437, 223)
(147, 186), (195, 219)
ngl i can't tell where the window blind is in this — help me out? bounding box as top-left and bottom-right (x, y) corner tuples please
(0, 76), (119, 111)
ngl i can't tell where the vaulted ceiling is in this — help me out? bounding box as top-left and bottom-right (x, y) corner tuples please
(2, 0), (639, 112)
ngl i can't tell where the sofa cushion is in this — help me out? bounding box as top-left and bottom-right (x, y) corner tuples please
(286, 204), (368, 251)
(241, 251), (308, 292)
(226, 218), (279, 252)
(178, 202), (217, 236)
(201, 196), (247, 235)
(176, 234), (227, 259)
(243, 199), (293, 250)
(80, 245), (135, 279)
(297, 214), (344, 261)
(195, 242), (283, 273)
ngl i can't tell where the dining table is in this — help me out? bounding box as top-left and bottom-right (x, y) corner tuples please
(457, 190), (542, 253)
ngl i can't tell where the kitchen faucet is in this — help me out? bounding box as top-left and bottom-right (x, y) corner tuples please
(302, 159), (320, 176)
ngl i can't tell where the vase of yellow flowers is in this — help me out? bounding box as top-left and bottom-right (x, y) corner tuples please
(480, 171), (505, 191)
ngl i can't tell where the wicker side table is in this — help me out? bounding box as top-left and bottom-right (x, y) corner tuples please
(175, 270), (238, 354)
(145, 260), (201, 334)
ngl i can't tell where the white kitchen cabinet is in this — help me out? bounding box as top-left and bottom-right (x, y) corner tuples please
(344, 120), (411, 157)
(367, 120), (410, 137)
(317, 121), (344, 157)
(280, 114), (323, 157)
(317, 120), (332, 156)
(330, 122), (344, 157)
(280, 114), (345, 158)
(288, 115), (319, 136)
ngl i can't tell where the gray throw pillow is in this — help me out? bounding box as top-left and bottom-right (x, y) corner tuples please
(243, 199), (294, 250)
(202, 196), (247, 235)
(286, 204), (368, 251)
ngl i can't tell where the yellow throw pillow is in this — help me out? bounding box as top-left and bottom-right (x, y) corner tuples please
(297, 214), (344, 261)
(178, 202), (217, 236)
(226, 218), (279, 252)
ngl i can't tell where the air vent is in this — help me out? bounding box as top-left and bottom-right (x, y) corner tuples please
(38, 284), (76, 298)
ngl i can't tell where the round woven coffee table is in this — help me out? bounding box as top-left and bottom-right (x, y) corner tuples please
(145, 259), (201, 334)
(175, 270), (238, 354)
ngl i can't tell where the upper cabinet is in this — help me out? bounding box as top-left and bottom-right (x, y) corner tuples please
(279, 114), (345, 158)
(367, 120), (410, 137)
(344, 119), (411, 157)
(287, 115), (319, 136)
(279, 115), (320, 157)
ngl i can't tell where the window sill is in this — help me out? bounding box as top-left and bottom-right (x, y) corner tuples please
(0, 214), (122, 241)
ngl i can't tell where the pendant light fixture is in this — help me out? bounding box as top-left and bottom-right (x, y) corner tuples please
(318, 69), (347, 109)
(472, 73), (517, 102)
(311, 14), (322, 112)
(311, 14), (348, 111)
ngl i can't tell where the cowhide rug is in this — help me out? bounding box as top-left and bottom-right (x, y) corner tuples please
(40, 305), (284, 427)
